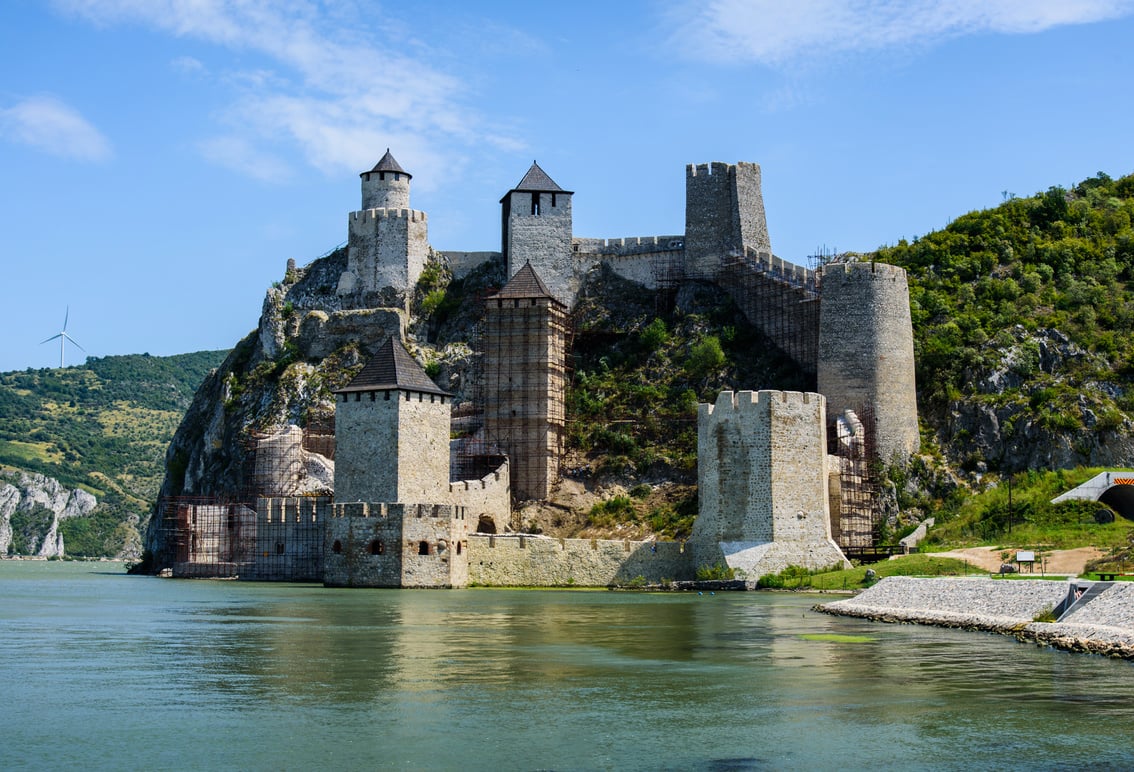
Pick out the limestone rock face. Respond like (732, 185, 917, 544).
(0, 470, 97, 557)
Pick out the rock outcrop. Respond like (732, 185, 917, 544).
(0, 469, 98, 557)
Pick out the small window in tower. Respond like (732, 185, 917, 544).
(378, 171, 385, 180)
(354, 393, 361, 401)
(513, 299, 519, 308)
(332, 540, 343, 554)
(276, 542, 285, 555)
(406, 392, 411, 401)
(370, 392, 375, 401)
(394, 173, 400, 181)
(531, 192, 540, 215)
(551, 193, 557, 207)
(384, 391, 390, 400)
(456, 541, 462, 555)
(418, 541, 430, 555)
(369, 539, 384, 555)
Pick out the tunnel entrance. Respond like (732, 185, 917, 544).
(1098, 485, 1134, 521)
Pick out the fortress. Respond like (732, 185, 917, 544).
(159, 151, 918, 587)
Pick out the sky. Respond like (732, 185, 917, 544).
(3, 0, 1134, 372)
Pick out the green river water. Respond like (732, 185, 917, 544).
(2, 561, 1133, 770)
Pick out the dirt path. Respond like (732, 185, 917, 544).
(925, 546, 1104, 575)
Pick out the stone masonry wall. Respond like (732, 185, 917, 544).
(450, 460, 511, 534)
(324, 502, 468, 588)
(817, 261, 919, 463)
(340, 208, 429, 307)
(504, 191, 575, 305)
(684, 162, 769, 277)
(467, 535, 693, 586)
(334, 389, 451, 504)
(692, 390, 848, 577)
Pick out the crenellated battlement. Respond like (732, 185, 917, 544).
(687, 161, 736, 178)
(331, 501, 463, 519)
(700, 389, 822, 420)
(819, 260, 906, 282)
(349, 207, 427, 224)
(572, 234, 685, 256)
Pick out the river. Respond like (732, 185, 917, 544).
(2, 561, 1132, 770)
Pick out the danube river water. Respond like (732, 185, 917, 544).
(3, 561, 1133, 771)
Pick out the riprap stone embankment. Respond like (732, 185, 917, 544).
(817, 576, 1134, 659)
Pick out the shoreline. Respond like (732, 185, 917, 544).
(817, 576, 1134, 660)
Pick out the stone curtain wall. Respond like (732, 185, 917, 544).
(249, 496, 328, 582)
(468, 535, 693, 586)
(503, 190, 575, 305)
(817, 262, 919, 463)
(324, 502, 468, 588)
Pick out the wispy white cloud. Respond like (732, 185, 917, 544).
(671, 0, 1134, 66)
(52, 0, 517, 184)
(0, 95, 112, 161)
(197, 136, 291, 183)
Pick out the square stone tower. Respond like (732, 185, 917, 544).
(500, 162, 575, 305)
(684, 161, 770, 277)
(691, 390, 849, 578)
(483, 263, 568, 502)
(326, 337, 468, 588)
(337, 149, 429, 310)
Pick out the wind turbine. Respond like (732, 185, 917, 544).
(40, 307, 85, 368)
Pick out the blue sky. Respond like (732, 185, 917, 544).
(3, 0, 1134, 372)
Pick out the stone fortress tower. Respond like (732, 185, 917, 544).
(692, 390, 850, 577)
(684, 161, 771, 275)
(817, 262, 920, 464)
(337, 149, 429, 310)
(482, 262, 568, 501)
(500, 162, 575, 305)
(325, 337, 468, 588)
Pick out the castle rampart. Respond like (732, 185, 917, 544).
(684, 161, 769, 277)
(449, 460, 511, 535)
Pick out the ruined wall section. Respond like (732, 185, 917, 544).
(817, 262, 919, 464)
(467, 535, 692, 586)
(691, 390, 848, 577)
(450, 460, 511, 534)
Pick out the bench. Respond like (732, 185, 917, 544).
(1095, 572, 1133, 581)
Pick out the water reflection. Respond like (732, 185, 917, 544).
(3, 563, 1134, 770)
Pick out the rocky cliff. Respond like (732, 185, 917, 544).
(1, 468, 98, 557)
(145, 248, 499, 558)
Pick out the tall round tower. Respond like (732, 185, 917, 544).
(817, 261, 919, 465)
(361, 148, 411, 210)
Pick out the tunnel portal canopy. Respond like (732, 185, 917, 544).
(1051, 471, 1134, 521)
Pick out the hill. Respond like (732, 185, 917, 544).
(0, 350, 228, 556)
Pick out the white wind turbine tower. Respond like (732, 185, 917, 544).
(40, 307, 86, 368)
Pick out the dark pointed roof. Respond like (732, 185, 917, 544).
(363, 148, 411, 179)
(334, 337, 449, 396)
(501, 161, 572, 201)
(491, 262, 561, 303)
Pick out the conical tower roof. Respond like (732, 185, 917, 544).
(335, 337, 448, 396)
(491, 262, 562, 304)
(363, 148, 411, 179)
(501, 161, 572, 200)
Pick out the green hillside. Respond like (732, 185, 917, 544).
(0, 350, 228, 555)
(879, 172, 1134, 435)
